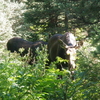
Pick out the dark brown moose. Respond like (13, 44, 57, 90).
(7, 37, 33, 56)
(29, 40, 47, 65)
(48, 32, 80, 78)
(7, 37, 47, 64)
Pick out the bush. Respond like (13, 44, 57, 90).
(0, 45, 100, 100)
(0, 47, 70, 100)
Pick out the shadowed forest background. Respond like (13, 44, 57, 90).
(0, 0, 100, 100)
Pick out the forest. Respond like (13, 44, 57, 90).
(0, 0, 100, 100)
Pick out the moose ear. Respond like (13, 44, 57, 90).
(58, 39, 65, 48)
(58, 39, 63, 45)
(58, 39, 69, 48)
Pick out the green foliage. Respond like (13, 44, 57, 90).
(0, 46, 100, 100)
(22, 0, 100, 45)
(24, 0, 100, 32)
(24, 0, 70, 34)
(0, 47, 69, 100)
(75, 48, 100, 99)
(29, 25, 49, 41)
(0, 0, 100, 100)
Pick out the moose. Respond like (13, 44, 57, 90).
(29, 40, 47, 65)
(7, 37, 34, 56)
(48, 32, 82, 79)
(7, 37, 47, 64)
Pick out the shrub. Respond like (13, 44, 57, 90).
(0, 44, 100, 100)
